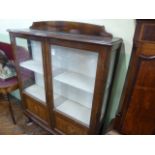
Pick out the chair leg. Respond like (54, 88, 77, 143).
(7, 94, 16, 124)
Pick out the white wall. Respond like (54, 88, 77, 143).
(0, 19, 135, 65)
(0, 19, 136, 129)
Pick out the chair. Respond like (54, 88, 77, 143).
(0, 42, 18, 124)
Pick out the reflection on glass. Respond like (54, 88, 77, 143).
(51, 45, 98, 126)
(16, 38, 46, 104)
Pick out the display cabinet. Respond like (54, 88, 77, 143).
(9, 21, 122, 134)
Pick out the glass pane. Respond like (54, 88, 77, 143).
(51, 45, 98, 126)
(15, 38, 46, 104)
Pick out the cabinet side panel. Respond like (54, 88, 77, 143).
(100, 50, 117, 121)
(122, 57, 155, 134)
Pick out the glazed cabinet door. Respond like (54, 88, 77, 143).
(121, 46, 155, 134)
(49, 44, 100, 134)
(13, 37, 50, 125)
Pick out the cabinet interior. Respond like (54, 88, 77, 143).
(17, 40, 98, 126)
(51, 46, 98, 126)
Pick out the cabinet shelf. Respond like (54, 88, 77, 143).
(24, 84, 45, 103)
(20, 60, 43, 74)
(55, 99, 91, 126)
(54, 71, 95, 93)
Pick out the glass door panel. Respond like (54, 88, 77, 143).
(51, 45, 98, 126)
(15, 38, 46, 104)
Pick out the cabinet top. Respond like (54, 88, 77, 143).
(8, 21, 122, 46)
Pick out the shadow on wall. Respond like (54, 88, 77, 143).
(102, 43, 127, 133)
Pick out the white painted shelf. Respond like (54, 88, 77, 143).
(54, 71, 95, 93)
(20, 60, 43, 74)
(24, 85, 60, 104)
(56, 99, 91, 125)
(24, 84, 46, 103)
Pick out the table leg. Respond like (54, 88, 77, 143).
(7, 94, 16, 124)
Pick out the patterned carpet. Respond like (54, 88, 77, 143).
(0, 96, 49, 135)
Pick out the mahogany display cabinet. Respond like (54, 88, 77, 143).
(8, 21, 122, 134)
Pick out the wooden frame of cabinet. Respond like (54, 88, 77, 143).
(114, 19, 155, 135)
(9, 21, 122, 134)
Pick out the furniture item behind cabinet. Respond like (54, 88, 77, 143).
(9, 21, 122, 134)
(0, 42, 18, 124)
(114, 20, 155, 135)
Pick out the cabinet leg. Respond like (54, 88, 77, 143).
(26, 117, 33, 126)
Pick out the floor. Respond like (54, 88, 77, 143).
(0, 96, 49, 135)
(0, 95, 120, 135)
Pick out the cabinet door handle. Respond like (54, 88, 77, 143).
(139, 54, 155, 60)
